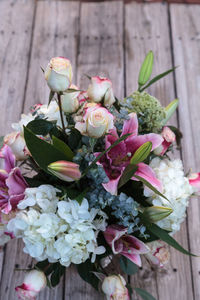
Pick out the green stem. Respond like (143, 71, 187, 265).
(57, 93, 67, 138)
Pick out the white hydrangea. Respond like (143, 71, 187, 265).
(144, 158, 193, 234)
(7, 185, 107, 266)
(12, 101, 67, 134)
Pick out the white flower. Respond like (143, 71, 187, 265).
(61, 84, 80, 113)
(145, 158, 193, 233)
(12, 113, 35, 133)
(4, 132, 28, 160)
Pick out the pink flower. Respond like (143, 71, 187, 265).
(103, 225, 149, 267)
(188, 173, 200, 192)
(48, 160, 81, 182)
(96, 113, 163, 195)
(154, 126, 176, 156)
(4, 131, 28, 161)
(15, 270, 46, 300)
(102, 274, 130, 300)
(145, 241, 170, 268)
(0, 145, 28, 214)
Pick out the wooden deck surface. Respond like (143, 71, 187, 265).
(0, 1, 200, 299)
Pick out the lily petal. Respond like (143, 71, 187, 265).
(122, 113, 138, 137)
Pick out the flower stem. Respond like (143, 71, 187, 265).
(57, 93, 67, 138)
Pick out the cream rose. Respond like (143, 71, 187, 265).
(61, 84, 80, 113)
(102, 275, 130, 300)
(87, 76, 115, 107)
(45, 57, 72, 92)
(4, 132, 28, 160)
(75, 105, 114, 138)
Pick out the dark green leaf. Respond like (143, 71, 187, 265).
(68, 128, 82, 149)
(144, 221, 197, 256)
(130, 142, 152, 165)
(24, 127, 71, 173)
(140, 66, 177, 92)
(50, 264, 65, 287)
(0, 136, 4, 150)
(134, 175, 169, 201)
(27, 119, 54, 136)
(119, 256, 138, 275)
(75, 188, 89, 204)
(52, 135, 74, 161)
(40, 66, 45, 73)
(135, 288, 157, 300)
(35, 259, 49, 271)
(48, 91, 55, 106)
(118, 164, 138, 188)
(168, 125, 183, 147)
(138, 51, 154, 87)
(77, 260, 99, 291)
(84, 133, 132, 176)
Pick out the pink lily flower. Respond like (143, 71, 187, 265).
(188, 173, 200, 192)
(96, 113, 163, 195)
(0, 145, 28, 214)
(103, 225, 149, 267)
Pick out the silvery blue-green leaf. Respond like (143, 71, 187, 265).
(138, 51, 154, 87)
(130, 142, 152, 165)
(162, 99, 179, 126)
(119, 256, 138, 275)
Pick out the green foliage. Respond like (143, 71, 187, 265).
(119, 256, 138, 275)
(135, 288, 157, 300)
(0, 136, 4, 150)
(162, 99, 179, 126)
(77, 259, 99, 291)
(118, 165, 138, 188)
(26, 119, 54, 136)
(130, 142, 152, 165)
(50, 263, 65, 287)
(138, 51, 154, 87)
(52, 135, 74, 160)
(24, 127, 71, 173)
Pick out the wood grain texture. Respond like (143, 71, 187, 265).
(125, 3, 193, 300)
(0, 1, 36, 299)
(170, 4, 200, 299)
(65, 2, 124, 299)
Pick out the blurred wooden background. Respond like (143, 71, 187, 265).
(0, 0, 200, 299)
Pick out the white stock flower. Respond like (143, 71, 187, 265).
(144, 158, 193, 233)
(7, 185, 107, 265)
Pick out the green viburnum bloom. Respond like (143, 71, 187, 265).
(124, 91, 166, 133)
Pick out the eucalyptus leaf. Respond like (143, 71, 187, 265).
(118, 164, 138, 189)
(130, 142, 152, 165)
(135, 288, 157, 300)
(162, 99, 179, 126)
(140, 66, 177, 92)
(52, 135, 74, 161)
(24, 127, 71, 173)
(138, 51, 154, 87)
(27, 119, 54, 136)
(119, 256, 138, 275)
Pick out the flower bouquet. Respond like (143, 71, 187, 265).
(1, 52, 199, 300)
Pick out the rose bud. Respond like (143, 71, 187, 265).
(44, 57, 72, 92)
(15, 270, 46, 300)
(75, 105, 114, 138)
(4, 132, 28, 160)
(87, 76, 115, 106)
(48, 160, 81, 182)
(188, 172, 200, 193)
(102, 275, 130, 300)
(154, 126, 176, 156)
(61, 84, 80, 113)
(145, 241, 170, 268)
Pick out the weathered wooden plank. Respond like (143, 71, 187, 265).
(0, 0, 36, 298)
(65, 1, 124, 299)
(125, 3, 193, 300)
(170, 4, 200, 300)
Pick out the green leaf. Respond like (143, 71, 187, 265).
(118, 164, 138, 189)
(48, 91, 55, 106)
(140, 66, 177, 92)
(0, 136, 4, 150)
(27, 119, 54, 136)
(50, 263, 65, 287)
(144, 221, 197, 256)
(130, 142, 152, 165)
(24, 127, 70, 173)
(68, 128, 82, 149)
(75, 188, 89, 204)
(84, 133, 132, 176)
(162, 99, 179, 126)
(65, 88, 81, 93)
(138, 51, 154, 87)
(134, 175, 169, 201)
(119, 256, 138, 275)
(77, 260, 99, 291)
(52, 135, 74, 161)
(135, 288, 157, 300)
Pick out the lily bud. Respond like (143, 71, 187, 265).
(61, 84, 80, 113)
(45, 57, 72, 92)
(102, 275, 130, 300)
(15, 270, 46, 300)
(48, 160, 81, 182)
(4, 132, 28, 161)
(87, 76, 115, 107)
(143, 206, 173, 222)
